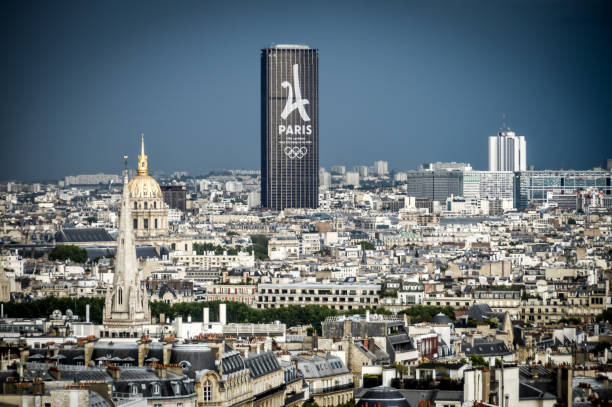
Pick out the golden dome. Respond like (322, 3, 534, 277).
(127, 134, 163, 199)
(128, 174, 163, 199)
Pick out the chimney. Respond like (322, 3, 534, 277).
(137, 337, 151, 367)
(48, 366, 61, 380)
(107, 365, 121, 380)
(219, 303, 227, 325)
(204, 308, 210, 325)
(162, 341, 173, 365)
(84, 340, 96, 367)
(155, 364, 167, 378)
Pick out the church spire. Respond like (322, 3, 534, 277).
(102, 154, 151, 335)
(137, 133, 148, 176)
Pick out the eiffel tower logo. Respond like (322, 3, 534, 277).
(281, 64, 311, 121)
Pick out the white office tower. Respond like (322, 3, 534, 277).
(488, 129, 526, 171)
(374, 160, 389, 175)
(319, 168, 331, 189)
(345, 172, 360, 187)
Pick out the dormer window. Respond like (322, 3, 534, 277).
(151, 382, 161, 396)
(171, 381, 181, 395)
(129, 383, 139, 395)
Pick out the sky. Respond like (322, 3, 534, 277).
(1, 0, 611, 181)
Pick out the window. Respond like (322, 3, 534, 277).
(129, 383, 139, 395)
(151, 382, 161, 396)
(154, 201, 157, 209)
(134, 202, 137, 210)
(171, 381, 181, 395)
(117, 288, 123, 305)
(203, 380, 212, 401)
(144, 218, 148, 229)
(144, 202, 148, 209)
(133, 219, 138, 229)
(155, 218, 158, 229)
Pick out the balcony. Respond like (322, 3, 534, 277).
(311, 383, 354, 395)
(285, 391, 306, 405)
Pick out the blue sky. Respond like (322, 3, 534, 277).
(1, 0, 611, 181)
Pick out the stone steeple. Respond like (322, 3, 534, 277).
(103, 159, 151, 337)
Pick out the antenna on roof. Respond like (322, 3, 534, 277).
(501, 113, 508, 130)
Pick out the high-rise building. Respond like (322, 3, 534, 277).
(161, 185, 187, 212)
(514, 170, 612, 209)
(374, 160, 389, 175)
(345, 172, 360, 187)
(405, 170, 463, 203)
(462, 171, 514, 201)
(261, 45, 318, 210)
(319, 168, 331, 189)
(488, 129, 526, 171)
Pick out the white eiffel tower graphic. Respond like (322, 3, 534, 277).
(281, 64, 310, 121)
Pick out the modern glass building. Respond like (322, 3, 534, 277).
(514, 170, 612, 209)
(261, 45, 319, 210)
(404, 170, 463, 203)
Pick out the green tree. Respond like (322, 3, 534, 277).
(567, 218, 576, 225)
(400, 305, 454, 323)
(48, 245, 88, 263)
(358, 241, 375, 251)
(470, 354, 487, 367)
(249, 235, 269, 260)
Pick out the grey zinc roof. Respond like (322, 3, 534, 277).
(56, 228, 114, 243)
(297, 355, 349, 379)
(244, 351, 281, 378)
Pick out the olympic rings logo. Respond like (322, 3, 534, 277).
(284, 146, 308, 159)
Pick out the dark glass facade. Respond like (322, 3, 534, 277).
(261, 45, 318, 210)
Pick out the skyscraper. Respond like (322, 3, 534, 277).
(488, 128, 527, 172)
(261, 45, 318, 210)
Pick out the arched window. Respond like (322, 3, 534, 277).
(144, 202, 148, 209)
(154, 201, 157, 209)
(203, 380, 212, 401)
(134, 202, 137, 210)
(118, 288, 123, 305)
(151, 382, 161, 396)
(129, 383, 139, 395)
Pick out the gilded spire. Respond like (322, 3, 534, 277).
(137, 133, 148, 175)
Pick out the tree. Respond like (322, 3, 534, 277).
(470, 354, 487, 367)
(358, 241, 375, 251)
(48, 245, 88, 263)
(249, 235, 269, 260)
(392, 361, 409, 378)
(596, 309, 612, 323)
(400, 305, 454, 323)
(567, 218, 576, 225)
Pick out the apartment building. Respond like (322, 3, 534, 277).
(255, 283, 381, 310)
